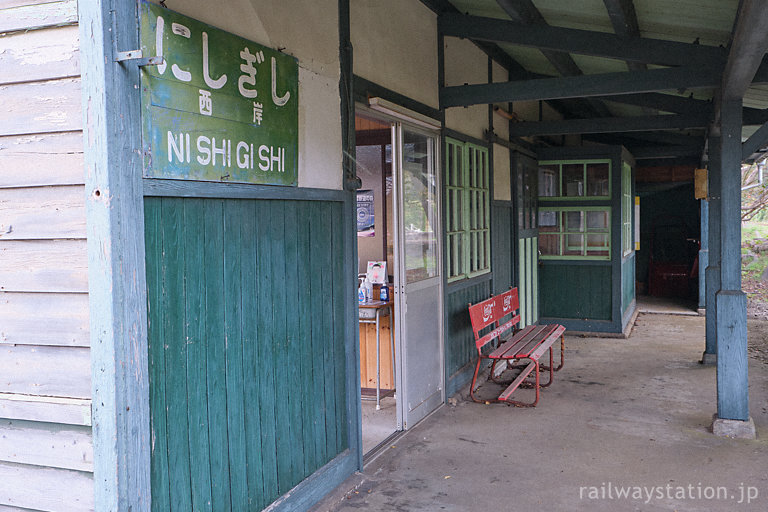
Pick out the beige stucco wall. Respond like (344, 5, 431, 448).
(493, 143, 512, 201)
(351, 0, 439, 110)
(149, 0, 343, 189)
(444, 37, 488, 140)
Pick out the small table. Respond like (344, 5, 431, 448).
(359, 300, 395, 410)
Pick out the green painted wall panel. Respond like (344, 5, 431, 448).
(145, 197, 348, 511)
(539, 264, 612, 321)
(445, 279, 492, 377)
(622, 254, 636, 313)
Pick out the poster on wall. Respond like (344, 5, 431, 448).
(139, 1, 298, 186)
(357, 190, 375, 237)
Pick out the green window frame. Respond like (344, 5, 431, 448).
(621, 162, 633, 257)
(538, 207, 611, 260)
(538, 159, 611, 200)
(446, 138, 490, 282)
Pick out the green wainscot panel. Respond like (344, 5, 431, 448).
(539, 264, 612, 321)
(139, 2, 298, 186)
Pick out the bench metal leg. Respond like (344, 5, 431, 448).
(469, 357, 486, 403)
(540, 335, 565, 373)
(555, 335, 565, 371)
(539, 348, 555, 388)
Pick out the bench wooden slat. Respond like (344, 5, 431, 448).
(489, 325, 538, 358)
(490, 324, 554, 359)
(514, 324, 561, 358)
(529, 324, 566, 361)
(498, 360, 537, 402)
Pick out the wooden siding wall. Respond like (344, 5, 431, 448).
(0, 1, 93, 511)
(539, 264, 612, 321)
(444, 278, 491, 393)
(145, 197, 348, 511)
(491, 202, 514, 295)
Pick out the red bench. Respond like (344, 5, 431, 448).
(467, 288, 565, 407)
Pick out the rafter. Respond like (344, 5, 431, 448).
(508, 114, 710, 137)
(742, 121, 768, 160)
(602, 0, 647, 74)
(417, 0, 572, 118)
(495, 0, 611, 118)
(439, 13, 724, 67)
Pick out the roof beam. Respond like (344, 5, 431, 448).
(584, 131, 704, 147)
(508, 114, 710, 137)
(597, 93, 768, 125)
(635, 156, 701, 168)
(494, 0, 610, 118)
(597, 92, 711, 115)
(629, 145, 705, 159)
(440, 13, 724, 67)
(441, 66, 720, 108)
(722, 0, 768, 100)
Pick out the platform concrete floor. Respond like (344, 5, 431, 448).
(313, 313, 768, 512)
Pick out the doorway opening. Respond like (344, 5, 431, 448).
(355, 113, 397, 453)
(354, 108, 444, 455)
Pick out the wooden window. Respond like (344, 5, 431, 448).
(538, 160, 611, 200)
(621, 162, 633, 257)
(446, 138, 490, 282)
(539, 207, 611, 260)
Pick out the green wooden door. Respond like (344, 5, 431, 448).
(514, 153, 539, 327)
(145, 197, 348, 511)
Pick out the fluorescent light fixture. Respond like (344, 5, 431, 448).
(368, 97, 442, 130)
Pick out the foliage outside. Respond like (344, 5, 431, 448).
(742, 161, 768, 221)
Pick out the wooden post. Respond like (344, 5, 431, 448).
(78, 0, 150, 509)
(716, 99, 749, 421)
(703, 131, 720, 364)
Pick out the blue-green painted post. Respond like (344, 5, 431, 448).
(338, 0, 362, 471)
(716, 99, 749, 421)
(78, 0, 150, 509)
(704, 132, 720, 365)
(699, 200, 708, 312)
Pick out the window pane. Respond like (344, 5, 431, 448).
(402, 130, 438, 283)
(564, 234, 584, 255)
(562, 163, 584, 197)
(565, 211, 584, 232)
(586, 162, 609, 196)
(587, 233, 610, 257)
(538, 210, 559, 231)
(587, 210, 609, 231)
(538, 165, 557, 197)
(539, 234, 560, 256)
(587, 233, 609, 248)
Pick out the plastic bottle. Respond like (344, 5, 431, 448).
(363, 276, 373, 302)
(380, 282, 389, 302)
(358, 277, 366, 303)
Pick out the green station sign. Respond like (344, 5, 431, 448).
(139, 2, 298, 185)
